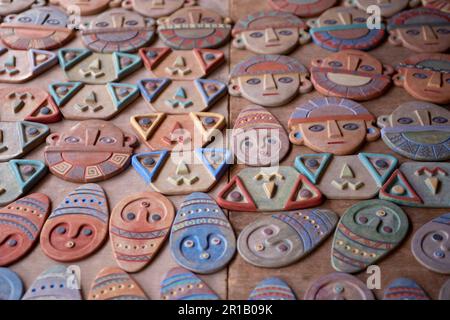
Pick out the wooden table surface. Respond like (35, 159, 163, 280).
(8, 0, 450, 300)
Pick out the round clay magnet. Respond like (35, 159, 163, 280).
(422, 0, 450, 13)
(110, 192, 174, 273)
(248, 278, 296, 300)
(268, 0, 336, 18)
(288, 97, 380, 155)
(238, 209, 337, 268)
(0, 193, 50, 266)
(311, 50, 394, 101)
(383, 278, 430, 300)
(88, 267, 148, 300)
(388, 8, 450, 53)
(81, 8, 155, 53)
(331, 200, 408, 274)
(439, 279, 450, 300)
(170, 192, 236, 274)
(50, 0, 120, 16)
(157, 7, 232, 50)
(160, 267, 219, 300)
(22, 265, 81, 300)
(232, 105, 289, 167)
(377, 101, 450, 161)
(122, 0, 196, 18)
(232, 11, 310, 55)
(229, 55, 312, 107)
(40, 184, 108, 262)
(0, 0, 44, 17)
(308, 7, 385, 52)
(304, 272, 374, 300)
(44, 120, 137, 183)
(0, 7, 75, 50)
(0, 268, 23, 300)
(345, 0, 418, 18)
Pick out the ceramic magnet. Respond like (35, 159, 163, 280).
(248, 278, 296, 300)
(422, 0, 450, 13)
(345, 0, 417, 18)
(383, 278, 430, 300)
(110, 192, 174, 273)
(0, 0, 44, 17)
(0, 268, 23, 300)
(50, 0, 120, 16)
(268, 0, 336, 18)
(122, 0, 195, 18)
(439, 279, 450, 300)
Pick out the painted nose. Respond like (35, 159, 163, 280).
(414, 109, 431, 126)
(85, 128, 100, 145)
(152, 0, 165, 6)
(367, 217, 381, 229)
(347, 55, 361, 71)
(36, 12, 50, 25)
(265, 28, 279, 43)
(338, 12, 352, 25)
(198, 237, 209, 251)
(422, 25, 438, 41)
(427, 72, 443, 89)
(112, 15, 125, 28)
(327, 120, 343, 138)
(263, 74, 277, 91)
(440, 239, 450, 252)
(136, 207, 150, 223)
(67, 223, 82, 239)
(188, 11, 201, 24)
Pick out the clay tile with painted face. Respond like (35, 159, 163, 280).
(377, 101, 450, 161)
(268, 0, 337, 18)
(50, 0, 121, 16)
(308, 7, 385, 52)
(0, 0, 45, 17)
(394, 54, 450, 104)
(311, 50, 394, 101)
(422, 0, 450, 13)
(232, 11, 310, 55)
(288, 97, 380, 155)
(122, 0, 196, 18)
(388, 8, 450, 53)
(157, 7, 232, 50)
(229, 55, 312, 107)
(345, 0, 419, 18)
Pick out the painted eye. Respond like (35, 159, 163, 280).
(308, 124, 325, 132)
(211, 237, 221, 245)
(383, 226, 393, 234)
(277, 243, 289, 252)
(436, 28, 450, 34)
(279, 30, 293, 36)
(266, 137, 277, 144)
(65, 136, 80, 143)
(343, 123, 359, 131)
(83, 228, 93, 236)
(328, 61, 343, 68)
(7, 239, 17, 247)
(246, 78, 261, 85)
(278, 77, 293, 84)
(324, 19, 337, 25)
(263, 228, 273, 235)
(150, 214, 161, 222)
(250, 31, 263, 38)
(360, 65, 374, 72)
(126, 212, 136, 221)
(397, 117, 414, 124)
(434, 250, 445, 259)
(125, 20, 138, 26)
(47, 19, 60, 25)
(354, 17, 366, 23)
(243, 138, 253, 148)
(358, 216, 368, 224)
(432, 116, 448, 124)
(432, 233, 443, 241)
(99, 137, 116, 144)
(173, 17, 186, 23)
(18, 16, 32, 23)
(56, 226, 66, 234)
(406, 29, 420, 35)
(183, 240, 194, 248)
(202, 17, 215, 23)
(413, 73, 428, 79)
(96, 21, 109, 27)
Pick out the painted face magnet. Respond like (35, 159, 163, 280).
(160, 267, 219, 300)
(22, 265, 81, 300)
(57, 48, 142, 84)
(0, 47, 57, 83)
(411, 213, 450, 274)
(110, 192, 174, 273)
(122, 0, 195, 18)
(393, 54, 450, 104)
(0, 193, 50, 266)
(423, 0, 450, 13)
(440, 279, 450, 300)
(311, 50, 394, 101)
(232, 11, 309, 55)
(170, 192, 235, 274)
(248, 278, 296, 300)
(308, 7, 385, 52)
(345, 0, 417, 18)
(268, 0, 336, 18)
(0, 0, 44, 17)
(304, 272, 374, 300)
(217, 166, 323, 212)
(50, 0, 120, 16)
(383, 278, 430, 300)
(44, 120, 137, 183)
(388, 8, 450, 53)
(331, 200, 408, 274)
(132, 148, 231, 195)
(288, 98, 380, 155)
(157, 7, 232, 50)
(88, 267, 148, 300)
(229, 55, 312, 107)
(0, 268, 23, 300)
(232, 105, 289, 167)
(238, 209, 337, 268)
(377, 101, 450, 161)
(49, 82, 139, 120)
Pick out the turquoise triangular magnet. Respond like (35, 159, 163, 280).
(294, 153, 332, 184)
(132, 150, 169, 184)
(358, 153, 398, 187)
(113, 52, 142, 80)
(107, 83, 139, 110)
(18, 121, 50, 150)
(138, 78, 171, 103)
(195, 148, 231, 180)
(8, 159, 47, 192)
(57, 48, 91, 71)
(48, 82, 83, 106)
(195, 79, 227, 107)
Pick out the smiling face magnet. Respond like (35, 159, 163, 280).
(50, 0, 120, 16)
(268, 0, 337, 18)
(122, 0, 195, 18)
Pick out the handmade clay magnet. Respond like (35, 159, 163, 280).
(170, 192, 235, 274)
(229, 55, 312, 107)
(439, 279, 450, 300)
(308, 7, 385, 52)
(238, 209, 337, 268)
(49, 81, 139, 120)
(0, 47, 57, 83)
(0, 268, 23, 300)
(232, 105, 289, 167)
(411, 213, 450, 274)
(0, 121, 49, 162)
(81, 9, 155, 53)
(248, 278, 296, 300)
(130, 112, 225, 151)
(110, 192, 174, 273)
(268, 0, 336, 18)
(88, 267, 148, 300)
(122, 0, 195, 18)
(422, 0, 450, 13)
(40, 184, 108, 262)
(393, 54, 450, 104)
(139, 47, 224, 81)
(57, 48, 142, 84)
(310, 50, 394, 101)
(0, 193, 50, 266)
(157, 7, 232, 50)
(217, 166, 323, 212)
(132, 148, 231, 195)
(288, 97, 380, 155)
(50, 0, 120, 16)
(331, 200, 408, 274)
(383, 278, 430, 300)
(345, 0, 418, 18)
(44, 120, 137, 183)
(0, 159, 47, 206)
(232, 11, 309, 55)
(380, 163, 450, 207)
(377, 101, 450, 161)
(0, 0, 45, 18)
(0, 87, 61, 123)
(22, 265, 81, 300)
(295, 153, 398, 200)
(388, 8, 450, 53)
(160, 267, 219, 300)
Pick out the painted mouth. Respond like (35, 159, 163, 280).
(262, 93, 279, 96)
(425, 89, 442, 93)
(265, 44, 281, 47)
(328, 141, 345, 145)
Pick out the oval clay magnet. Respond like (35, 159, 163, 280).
(0, 268, 23, 300)
(248, 278, 296, 300)
(122, 0, 196, 18)
(383, 278, 430, 300)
